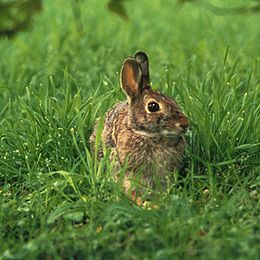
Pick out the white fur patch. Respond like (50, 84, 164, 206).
(133, 130, 157, 137)
(133, 129, 181, 138)
(161, 130, 180, 136)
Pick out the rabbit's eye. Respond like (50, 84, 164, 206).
(148, 102, 160, 112)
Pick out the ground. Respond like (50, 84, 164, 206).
(0, 0, 259, 259)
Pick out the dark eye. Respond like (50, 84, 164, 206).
(148, 102, 160, 112)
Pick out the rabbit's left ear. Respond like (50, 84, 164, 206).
(134, 51, 150, 89)
(121, 58, 142, 100)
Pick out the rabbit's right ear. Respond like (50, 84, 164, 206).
(134, 51, 150, 89)
(121, 58, 142, 100)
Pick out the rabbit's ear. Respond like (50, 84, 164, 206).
(121, 58, 142, 100)
(134, 51, 150, 89)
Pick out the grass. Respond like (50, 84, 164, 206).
(0, 0, 259, 259)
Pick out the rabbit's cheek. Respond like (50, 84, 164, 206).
(147, 123, 155, 131)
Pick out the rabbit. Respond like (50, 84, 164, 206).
(90, 51, 189, 198)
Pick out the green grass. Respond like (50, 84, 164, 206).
(0, 0, 259, 259)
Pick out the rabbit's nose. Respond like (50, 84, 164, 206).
(179, 118, 189, 130)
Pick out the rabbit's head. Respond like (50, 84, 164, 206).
(121, 51, 189, 138)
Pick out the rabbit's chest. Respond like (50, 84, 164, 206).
(115, 133, 184, 172)
(141, 139, 183, 170)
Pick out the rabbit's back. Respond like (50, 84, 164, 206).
(102, 101, 128, 149)
(89, 101, 127, 152)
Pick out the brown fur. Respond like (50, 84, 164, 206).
(90, 52, 189, 195)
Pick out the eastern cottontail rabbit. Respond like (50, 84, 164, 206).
(90, 51, 189, 196)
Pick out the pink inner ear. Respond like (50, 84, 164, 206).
(121, 59, 142, 98)
(125, 65, 139, 90)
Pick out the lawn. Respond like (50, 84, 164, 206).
(0, 0, 259, 259)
